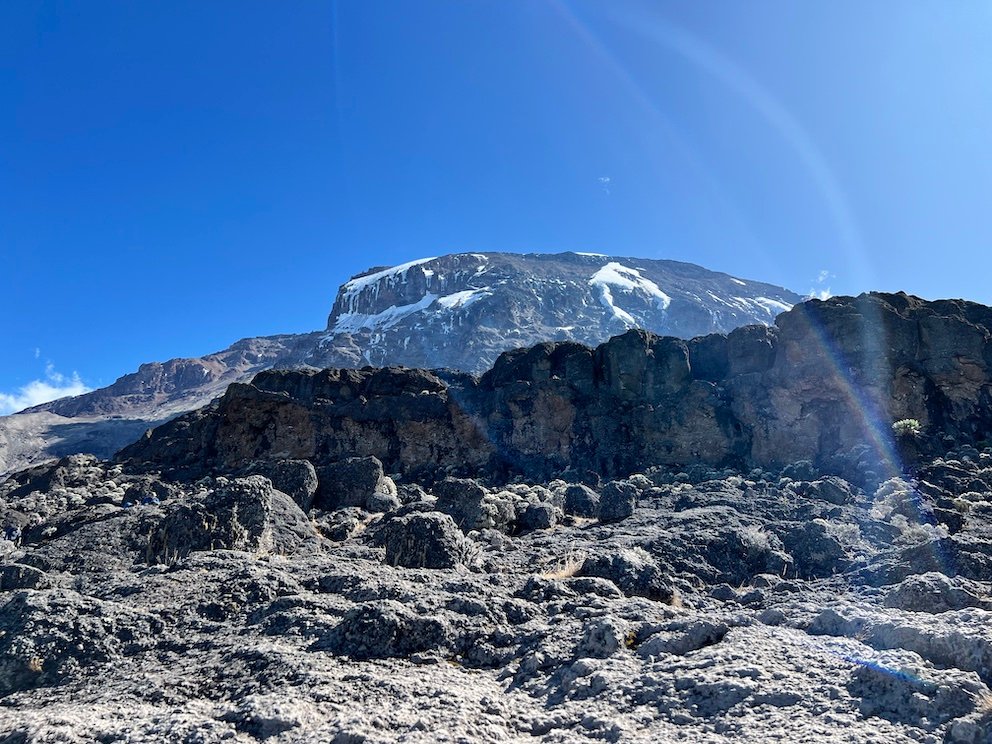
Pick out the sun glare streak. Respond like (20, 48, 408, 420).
(786, 300, 954, 575)
(553, 1, 872, 289)
(545, 0, 761, 257)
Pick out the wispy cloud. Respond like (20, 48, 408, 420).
(808, 269, 834, 300)
(598, 176, 612, 194)
(0, 363, 91, 415)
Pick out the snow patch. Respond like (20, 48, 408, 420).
(341, 257, 437, 306)
(589, 263, 672, 325)
(730, 278, 747, 286)
(575, 252, 607, 257)
(754, 297, 793, 315)
(332, 294, 438, 334)
(436, 288, 491, 310)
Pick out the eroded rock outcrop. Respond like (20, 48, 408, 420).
(120, 293, 992, 486)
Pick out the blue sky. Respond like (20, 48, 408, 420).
(2, 1, 991, 410)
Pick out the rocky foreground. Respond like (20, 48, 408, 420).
(2, 292, 992, 742)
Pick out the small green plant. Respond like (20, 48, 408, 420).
(892, 418, 922, 437)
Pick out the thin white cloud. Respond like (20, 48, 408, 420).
(815, 269, 834, 285)
(808, 287, 833, 300)
(0, 363, 91, 415)
(33, 347, 40, 359)
(598, 176, 612, 194)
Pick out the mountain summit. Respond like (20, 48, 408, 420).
(0, 252, 801, 473)
(314, 252, 801, 371)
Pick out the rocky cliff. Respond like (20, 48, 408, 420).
(121, 292, 992, 487)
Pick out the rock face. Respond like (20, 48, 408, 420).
(1, 252, 800, 475)
(121, 293, 992, 487)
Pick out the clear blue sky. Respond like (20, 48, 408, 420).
(2, 1, 991, 408)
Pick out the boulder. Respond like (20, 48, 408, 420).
(805, 476, 854, 505)
(517, 502, 560, 532)
(579, 549, 673, 602)
(314, 456, 397, 511)
(434, 478, 513, 533)
(315, 600, 449, 660)
(0, 564, 50, 592)
(146, 476, 319, 563)
(779, 520, 849, 579)
(379, 512, 468, 569)
(243, 459, 318, 512)
(598, 481, 638, 523)
(883, 572, 991, 613)
(564, 484, 600, 518)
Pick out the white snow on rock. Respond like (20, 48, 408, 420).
(341, 257, 438, 307)
(332, 294, 438, 334)
(589, 262, 672, 325)
(436, 288, 490, 310)
(754, 296, 793, 315)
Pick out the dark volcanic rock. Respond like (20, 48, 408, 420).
(0, 589, 163, 697)
(883, 572, 992, 613)
(242, 459, 318, 512)
(579, 549, 674, 602)
(315, 600, 450, 660)
(146, 476, 319, 563)
(434, 478, 514, 534)
(379, 512, 467, 569)
(119, 293, 992, 485)
(314, 456, 393, 511)
(598, 481, 638, 523)
(517, 502, 560, 532)
(563, 484, 601, 518)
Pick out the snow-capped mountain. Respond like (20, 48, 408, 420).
(1, 251, 802, 473)
(309, 252, 801, 371)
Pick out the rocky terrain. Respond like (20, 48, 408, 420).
(2, 291, 991, 742)
(0, 252, 801, 475)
